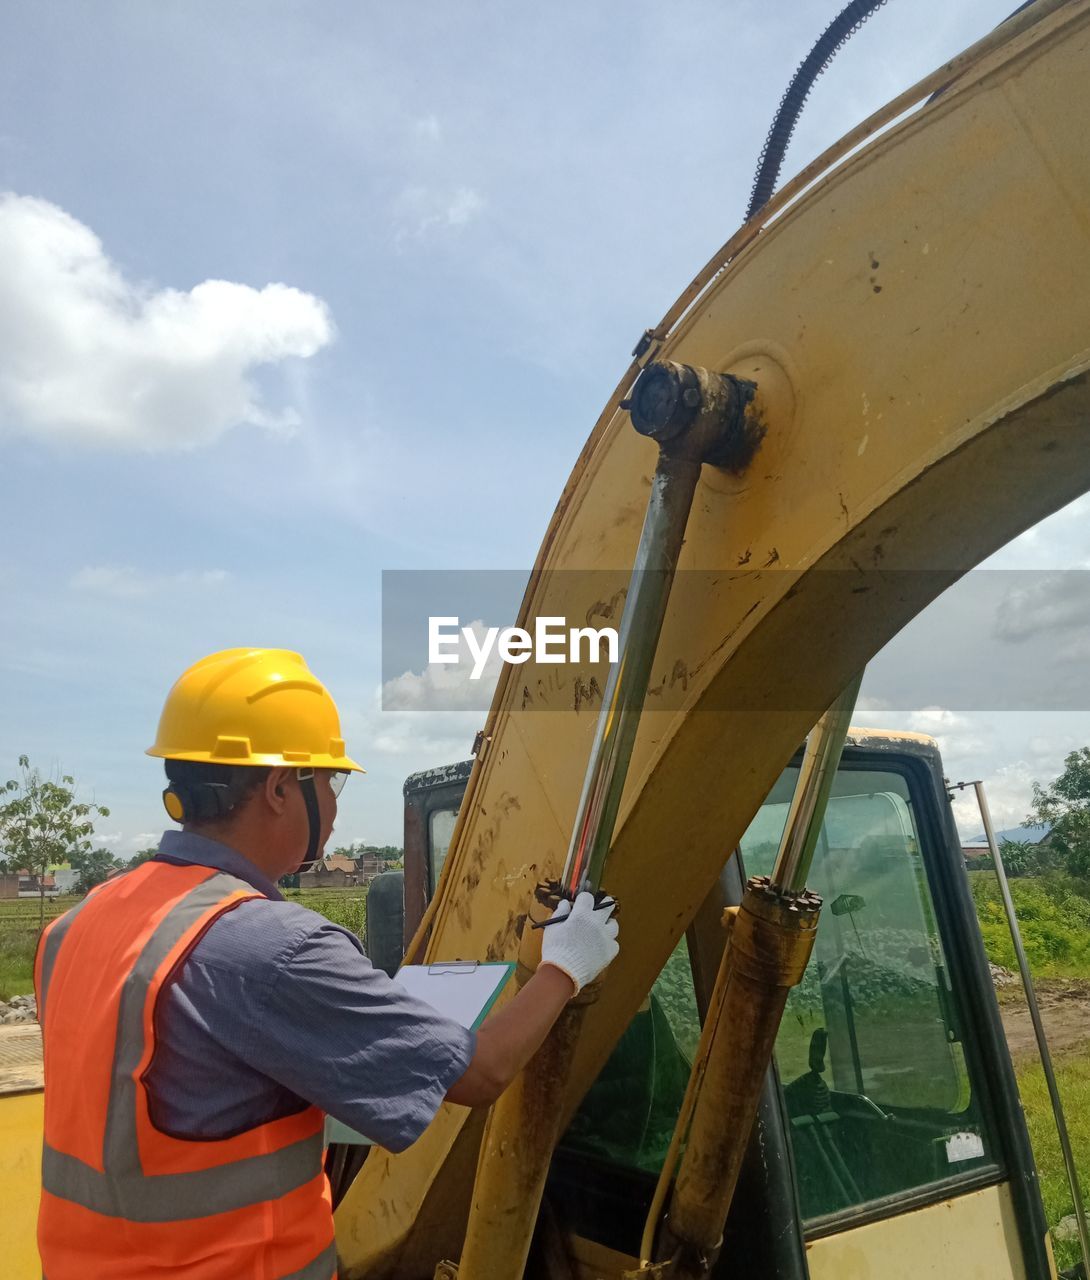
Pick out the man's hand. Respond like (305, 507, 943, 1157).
(540, 890, 619, 995)
(444, 893, 621, 1108)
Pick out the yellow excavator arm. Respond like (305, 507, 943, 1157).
(336, 2, 1090, 1276)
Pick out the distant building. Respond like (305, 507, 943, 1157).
(297, 852, 399, 890)
(962, 844, 991, 867)
(18, 870, 57, 897)
(299, 854, 359, 890)
(962, 823, 1052, 868)
(0, 873, 19, 899)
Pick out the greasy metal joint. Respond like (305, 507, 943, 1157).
(625, 360, 762, 473)
(729, 876, 821, 987)
(654, 1228, 717, 1280)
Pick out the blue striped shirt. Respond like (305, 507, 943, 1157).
(145, 830, 475, 1152)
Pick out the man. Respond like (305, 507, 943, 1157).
(35, 647, 620, 1279)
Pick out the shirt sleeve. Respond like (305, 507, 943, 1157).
(204, 910, 477, 1153)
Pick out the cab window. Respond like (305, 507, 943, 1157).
(559, 762, 997, 1232)
(745, 766, 992, 1221)
(428, 807, 457, 892)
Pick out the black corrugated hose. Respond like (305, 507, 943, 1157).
(745, 1, 1045, 221)
(745, 0, 890, 221)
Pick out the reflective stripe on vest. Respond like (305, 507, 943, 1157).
(37, 862, 334, 1278)
(283, 1242, 339, 1280)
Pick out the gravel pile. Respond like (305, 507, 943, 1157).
(0, 994, 37, 1024)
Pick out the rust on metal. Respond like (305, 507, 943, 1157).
(655, 878, 821, 1277)
(456, 996, 587, 1279)
(626, 360, 763, 474)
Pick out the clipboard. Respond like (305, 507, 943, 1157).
(393, 961, 515, 1031)
(326, 960, 515, 1147)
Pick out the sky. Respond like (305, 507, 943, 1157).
(1, 0, 1086, 856)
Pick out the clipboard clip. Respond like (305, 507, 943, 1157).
(427, 961, 479, 975)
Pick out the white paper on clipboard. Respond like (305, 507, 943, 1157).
(325, 961, 514, 1147)
(392, 961, 514, 1030)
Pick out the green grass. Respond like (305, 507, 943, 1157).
(1016, 1054, 1090, 1273)
(0, 899, 74, 999)
(0, 931, 38, 1001)
(0, 890, 368, 1003)
(0, 895, 81, 917)
(970, 874, 1090, 979)
(281, 889, 367, 938)
(966, 874, 1090, 1267)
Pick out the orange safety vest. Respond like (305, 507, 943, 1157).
(34, 860, 336, 1280)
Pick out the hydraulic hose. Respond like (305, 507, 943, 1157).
(746, 1, 889, 220)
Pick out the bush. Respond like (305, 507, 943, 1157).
(970, 875, 1090, 978)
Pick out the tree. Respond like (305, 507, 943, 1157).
(69, 846, 120, 894)
(1028, 747, 1090, 879)
(124, 847, 158, 871)
(0, 755, 110, 930)
(332, 841, 404, 864)
(994, 838, 1038, 878)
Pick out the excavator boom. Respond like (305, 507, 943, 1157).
(336, 3, 1090, 1276)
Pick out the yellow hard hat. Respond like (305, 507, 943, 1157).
(147, 648, 365, 772)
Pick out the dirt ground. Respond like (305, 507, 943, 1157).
(998, 978, 1090, 1065)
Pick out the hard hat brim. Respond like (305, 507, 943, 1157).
(146, 745, 366, 774)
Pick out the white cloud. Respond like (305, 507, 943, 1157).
(985, 494, 1090, 570)
(394, 184, 485, 241)
(358, 619, 499, 761)
(993, 571, 1090, 644)
(855, 693, 891, 715)
(897, 706, 989, 765)
(71, 565, 229, 599)
(124, 832, 161, 853)
(864, 706, 1081, 839)
(367, 707, 483, 762)
(0, 193, 334, 449)
(948, 760, 1045, 838)
(383, 620, 502, 712)
(91, 830, 160, 854)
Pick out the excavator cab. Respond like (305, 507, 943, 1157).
(369, 730, 1047, 1278)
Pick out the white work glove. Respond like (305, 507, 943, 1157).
(541, 891, 620, 995)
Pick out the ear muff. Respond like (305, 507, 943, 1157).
(163, 787, 187, 823)
(161, 781, 235, 824)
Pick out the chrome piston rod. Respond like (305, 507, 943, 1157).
(561, 360, 763, 894)
(562, 453, 702, 893)
(454, 361, 763, 1280)
(772, 673, 863, 892)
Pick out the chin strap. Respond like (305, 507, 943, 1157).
(294, 769, 322, 874)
